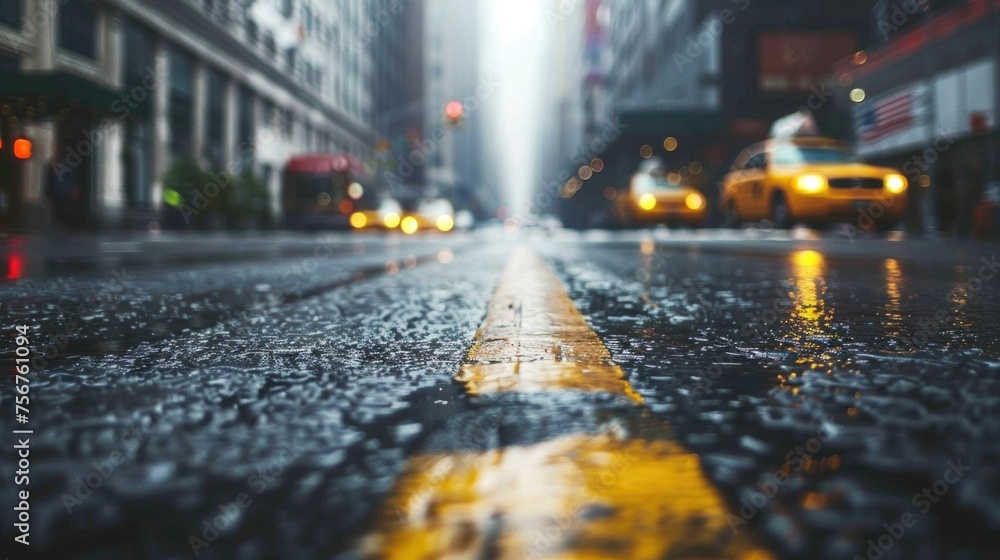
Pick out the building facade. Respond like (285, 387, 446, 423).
(420, 0, 492, 215)
(370, 0, 424, 195)
(0, 0, 377, 231)
(833, 0, 1000, 237)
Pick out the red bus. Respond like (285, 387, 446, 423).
(282, 154, 377, 229)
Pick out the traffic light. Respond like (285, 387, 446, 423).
(0, 137, 33, 159)
(13, 138, 32, 160)
(445, 101, 464, 127)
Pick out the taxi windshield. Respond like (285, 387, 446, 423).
(772, 145, 859, 165)
(634, 173, 682, 193)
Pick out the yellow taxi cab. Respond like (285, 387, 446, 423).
(613, 160, 707, 227)
(350, 198, 404, 231)
(720, 137, 908, 230)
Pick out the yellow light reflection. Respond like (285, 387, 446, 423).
(883, 259, 903, 336)
(640, 238, 655, 255)
(784, 250, 835, 374)
(792, 251, 825, 326)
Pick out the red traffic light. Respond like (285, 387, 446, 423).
(13, 138, 32, 160)
(445, 101, 464, 120)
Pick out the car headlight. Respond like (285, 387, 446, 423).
(383, 212, 401, 229)
(350, 212, 368, 229)
(793, 174, 828, 194)
(685, 193, 705, 211)
(436, 215, 455, 232)
(401, 216, 419, 234)
(885, 174, 907, 194)
(638, 193, 657, 211)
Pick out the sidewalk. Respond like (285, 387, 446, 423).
(0, 230, 362, 273)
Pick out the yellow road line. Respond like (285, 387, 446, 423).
(456, 247, 643, 402)
(360, 247, 774, 560)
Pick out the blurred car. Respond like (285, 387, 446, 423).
(612, 160, 707, 228)
(720, 137, 908, 230)
(350, 198, 404, 231)
(387, 198, 456, 234)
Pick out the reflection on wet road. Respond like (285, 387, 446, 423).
(544, 235, 1000, 559)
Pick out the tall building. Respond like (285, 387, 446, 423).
(0, 0, 377, 231)
(421, 0, 491, 215)
(370, 0, 425, 194)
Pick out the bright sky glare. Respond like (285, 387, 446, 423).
(485, 0, 545, 218)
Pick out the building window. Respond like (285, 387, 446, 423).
(245, 17, 258, 45)
(59, 1, 98, 59)
(0, 0, 21, 29)
(237, 86, 255, 172)
(263, 32, 276, 58)
(285, 47, 296, 71)
(280, 0, 294, 18)
(123, 22, 155, 211)
(125, 120, 153, 210)
(168, 48, 195, 161)
(203, 0, 230, 21)
(283, 109, 295, 137)
(124, 23, 154, 88)
(262, 99, 276, 128)
(204, 68, 227, 168)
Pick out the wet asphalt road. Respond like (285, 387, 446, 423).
(2, 229, 1000, 559)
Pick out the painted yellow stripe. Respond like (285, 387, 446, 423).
(456, 247, 643, 403)
(360, 247, 774, 560)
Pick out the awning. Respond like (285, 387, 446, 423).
(0, 71, 141, 118)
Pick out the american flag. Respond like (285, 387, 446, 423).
(858, 91, 915, 143)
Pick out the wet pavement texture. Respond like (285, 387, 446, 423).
(541, 235, 1000, 560)
(1, 234, 508, 559)
(2, 231, 1000, 559)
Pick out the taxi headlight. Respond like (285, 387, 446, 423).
(383, 212, 401, 229)
(638, 193, 657, 211)
(401, 216, 419, 234)
(885, 174, 907, 194)
(350, 212, 367, 229)
(793, 174, 828, 194)
(685, 193, 705, 211)
(436, 215, 455, 232)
